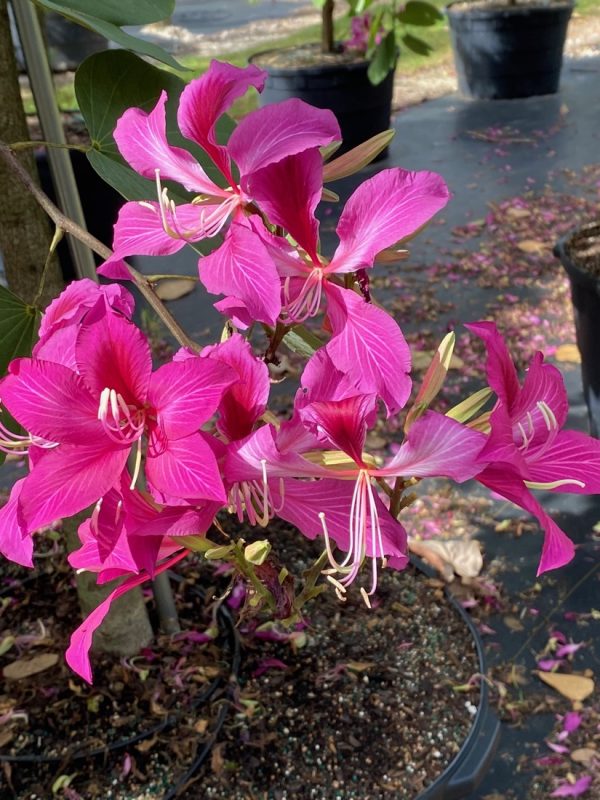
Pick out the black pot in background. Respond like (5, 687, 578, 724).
(414, 557, 500, 799)
(251, 50, 395, 159)
(555, 223, 600, 438)
(446, 1, 574, 100)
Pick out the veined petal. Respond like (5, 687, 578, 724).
(37, 280, 133, 341)
(198, 220, 281, 326)
(328, 168, 449, 274)
(242, 149, 322, 262)
(66, 549, 187, 683)
(377, 411, 486, 482)
(76, 312, 152, 407)
(98, 201, 206, 278)
(465, 321, 521, 410)
(526, 430, 600, 493)
(114, 91, 223, 195)
(0, 480, 33, 568)
(273, 478, 408, 564)
(228, 98, 340, 177)
(1, 358, 103, 444)
(178, 60, 266, 184)
(477, 464, 575, 574)
(18, 444, 130, 533)
(514, 353, 569, 440)
(202, 334, 270, 441)
(300, 347, 368, 405)
(69, 517, 139, 578)
(148, 357, 235, 440)
(146, 432, 226, 503)
(299, 395, 377, 465)
(325, 283, 412, 416)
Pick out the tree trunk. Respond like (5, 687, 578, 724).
(322, 0, 335, 54)
(0, 0, 63, 307)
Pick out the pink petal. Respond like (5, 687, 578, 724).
(114, 91, 222, 194)
(526, 430, 600, 494)
(18, 444, 130, 533)
(515, 352, 568, 432)
(325, 283, 412, 416)
(0, 480, 33, 568)
(547, 741, 570, 754)
(328, 168, 450, 274)
(538, 658, 564, 671)
(201, 334, 270, 441)
(98, 201, 205, 279)
(556, 642, 584, 658)
(1, 358, 102, 444)
(146, 432, 226, 503)
(378, 412, 486, 482)
(477, 464, 575, 574)
(551, 776, 593, 797)
(299, 395, 377, 465)
(198, 219, 281, 326)
(213, 296, 254, 329)
(299, 347, 363, 404)
(465, 321, 521, 409)
(245, 149, 322, 262)
(76, 312, 151, 407)
(69, 517, 139, 578)
(148, 357, 235, 440)
(228, 98, 340, 178)
(66, 549, 187, 683)
(562, 711, 583, 734)
(178, 61, 266, 185)
(275, 478, 408, 564)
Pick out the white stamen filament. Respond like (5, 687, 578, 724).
(282, 268, 324, 323)
(320, 470, 386, 602)
(129, 439, 143, 490)
(97, 388, 145, 445)
(227, 462, 282, 529)
(0, 403, 57, 455)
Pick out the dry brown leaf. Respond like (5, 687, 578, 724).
(571, 747, 597, 764)
(534, 671, 595, 701)
(154, 279, 195, 301)
(503, 616, 525, 632)
(3, 653, 59, 680)
(507, 207, 531, 219)
(346, 661, 374, 673)
(555, 344, 581, 364)
(414, 538, 483, 579)
(517, 239, 549, 255)
(135, 736, 157, 753)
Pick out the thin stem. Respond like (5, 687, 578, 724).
(9, 139, 90, 153)
(145, 274, 197, 283)
(322, 0, 335, 54)
(0, 140, 200, 352)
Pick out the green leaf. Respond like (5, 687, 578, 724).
(397, 1, 444, 26)
(282, 325, 322, 358)
(75, 50, 234, 199)
(367, 30, 397, 85)
(0, 285, 40, 466)
(35, 0, 182, 69)
(401, 33, 433, 56)
(0, 286, 40, 378)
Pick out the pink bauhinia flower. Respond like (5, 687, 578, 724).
(0, 308, 234, 541)
(468, 321, 600, 574)
(99, 60, 340, 326)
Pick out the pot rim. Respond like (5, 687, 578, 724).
(445, 0, 575, 19)
(412, 556, 499, 798)
(250, 46, 373, 77)
(554, 222, 600, 294)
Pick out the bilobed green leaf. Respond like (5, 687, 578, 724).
(367, 31, 397, 85)
(401, 33, 433, 56)
(397, 1, 444, 26)
(35, 0, 182, 69)
(75, 50, 234, 199)
(0, 286, 41, 466)
(0, 286, 40, 378)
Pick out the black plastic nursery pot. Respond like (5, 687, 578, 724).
(446, 1, 574, 100)
(415, 560, 501, 799)
(250, 49, 395, 158)
(555, 223, 600, 438)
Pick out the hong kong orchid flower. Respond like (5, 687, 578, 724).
(99, 59, 340, 325)
(468, 321, 600, 574)
(226, 350, 485, 603)
(0, 303, 234, 539)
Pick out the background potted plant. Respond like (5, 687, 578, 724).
(554, 221, 600, 437)
(251, 0, 443, 155)
(445, 0, 575, 100)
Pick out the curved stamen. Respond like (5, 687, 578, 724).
(282, 268, 324, 323)
(97, 388, 145, 446)
(0, 405, 58, 455)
